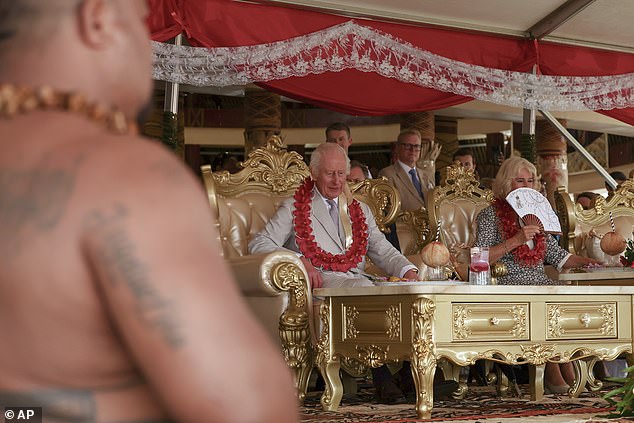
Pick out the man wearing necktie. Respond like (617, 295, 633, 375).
(379, 129, 434, 212)
(249, 143, 457, 404)
(249, 145, 457, 404)
(249, 143, 418, 290)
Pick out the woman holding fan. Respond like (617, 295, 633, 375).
(474, 156, 599, 394)
(475, 157, 598, 285)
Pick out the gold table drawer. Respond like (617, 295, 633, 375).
(546, 302, 617, 340)
(452, 303, 529, 341)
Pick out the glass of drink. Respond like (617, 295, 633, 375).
(469, 247, 491, 285)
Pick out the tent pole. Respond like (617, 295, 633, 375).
(538, 109, 617, 189)
(164, 33, 183, 114)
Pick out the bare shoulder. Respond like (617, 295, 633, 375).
(86, 134, 198, 190)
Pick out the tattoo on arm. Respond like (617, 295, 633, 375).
(83, 205, 185, 349)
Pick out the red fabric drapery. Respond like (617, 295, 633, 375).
(148, 0, 634, 123)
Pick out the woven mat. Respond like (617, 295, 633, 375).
(300, 384, 623, 423)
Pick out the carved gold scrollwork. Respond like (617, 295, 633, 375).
(386, 305, 401, 340)
(453, 305, 471, 339)
(356, 345, 390, 368)
(556, 180, 634, 253)
(600, 304, 616, 335)
(350, 177, 401, 232)
(520, 344, 556, 365)
(212, 135, 310, 197)
(340, 356, 369, 377)
(273, 263, 307, 308)
(316, 303, 330, 365)
(272, 261, 312, 402)
(548, 305, 563, 338)
(411, 298, 436, 418)
(345, 306, 359, 339)
(510, 305, 527, 338)
(316, 302, 333, 406)
(426, 163, 494, 256)
(396, 208, 430, 255)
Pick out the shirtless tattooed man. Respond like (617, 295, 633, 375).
(0, 1, 298, 422)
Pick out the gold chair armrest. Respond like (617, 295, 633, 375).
(227, 252, 311, 298)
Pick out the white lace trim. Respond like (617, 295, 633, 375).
(152, 20, 634, 112)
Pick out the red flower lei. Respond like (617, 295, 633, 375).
(293, 178, 368, 272)
(494, 199, 546, 267)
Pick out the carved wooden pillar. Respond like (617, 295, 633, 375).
(244, 87, 281, 154)
(401, 111, 434, 140)
(480, 132, 506, 180)
(142, 91, 185, 157)
(536, 119, 568, 205)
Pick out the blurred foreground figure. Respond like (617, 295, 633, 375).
(0, 1, 297, 422)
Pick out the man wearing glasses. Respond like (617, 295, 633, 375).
(379, 129, 435, 212)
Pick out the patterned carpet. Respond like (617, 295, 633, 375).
(300, 384, 626, 423)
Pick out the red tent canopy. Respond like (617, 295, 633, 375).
(148, 0, 634, 124)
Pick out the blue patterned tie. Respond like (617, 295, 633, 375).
(409, 168, 423, 198)
(326, 199, 340, 235)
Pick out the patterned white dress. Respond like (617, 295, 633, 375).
(474, 205, 569, 285)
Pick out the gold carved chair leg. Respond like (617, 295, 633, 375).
(316, 302, 343, 411)
(584, 358, 603, 392)
(411, 298, 436, 419)
(529, 364, 546, 401)
(569, 360, 589, 398)
(279, 310, 312, 402)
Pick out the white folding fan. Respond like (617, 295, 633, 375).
(505, 188, 562, 234)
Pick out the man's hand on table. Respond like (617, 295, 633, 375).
(403, 269, 420, 281)
(300, 256, 323, 289)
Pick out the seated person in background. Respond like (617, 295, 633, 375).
(453, 147, 477, 173)
(347, 160, 371, 183)
(212, 152, 241, 173)
(474, 157, 599, 394)
(249, 143, 456, 403)
(379, 129, 434, 212)
(576, 191, 599, 210)
(325, 122, 353, 154)
(326, 122, 373, 178)
(606, 171, 627, 197)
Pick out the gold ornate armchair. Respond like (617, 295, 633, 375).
(555, 179, 634, 260)
(200, 136, 402, 401)
(426, 164, 495, 280)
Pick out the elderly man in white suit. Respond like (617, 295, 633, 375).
(249, 143, 419, 289)
(249, 142, 429, 404)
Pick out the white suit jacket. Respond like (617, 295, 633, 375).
(248, 188, 413, 282)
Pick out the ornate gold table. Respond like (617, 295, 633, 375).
(313, 283, 634, 419)
(559, 268, 634, 285)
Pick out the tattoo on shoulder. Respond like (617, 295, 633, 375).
(0, 166, 76, 255)
(83, 205, 185, 349)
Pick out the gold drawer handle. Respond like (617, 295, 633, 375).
(490, 317, 500, 326)
(579, 313, 591, 328)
